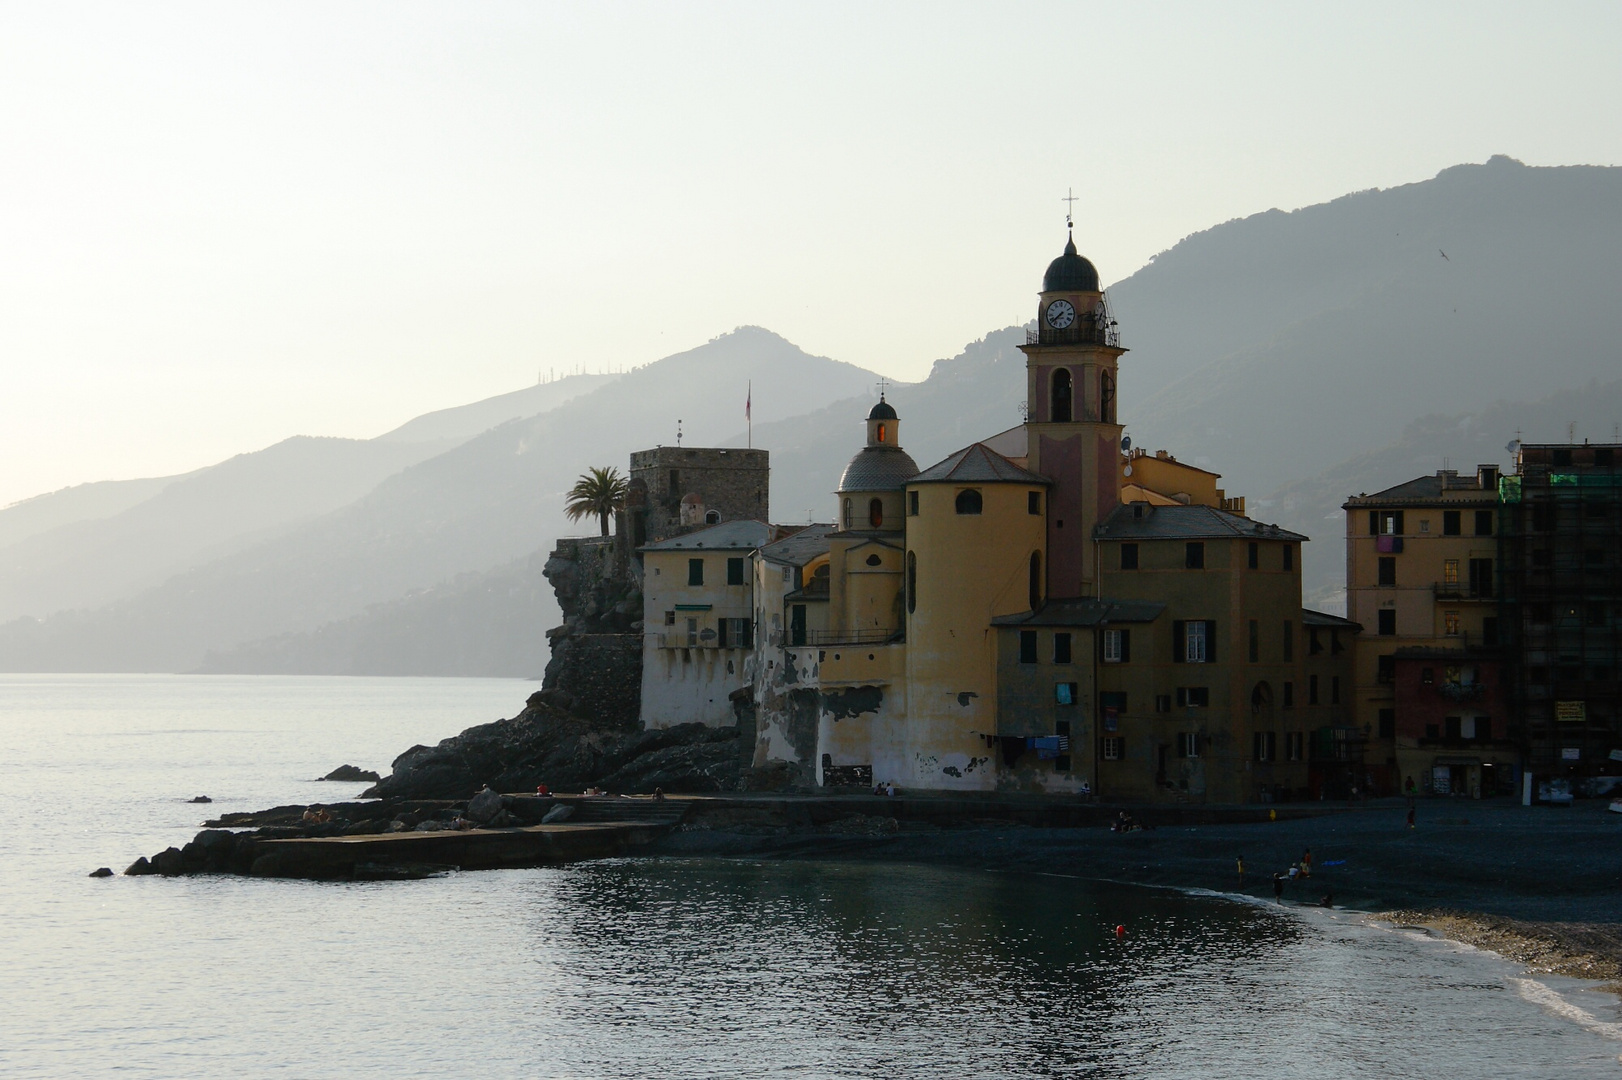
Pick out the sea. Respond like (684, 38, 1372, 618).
(2, 673, 1620, 1079)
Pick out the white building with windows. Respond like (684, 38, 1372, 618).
(639, 520, 770, 729)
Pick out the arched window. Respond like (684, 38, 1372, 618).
(868, 497, 884, 528)
(1052, 368, 1073, 423)
(876, 422, 887, 444)
(704, 509, 721, 525)
(843, 498, 853, 530)
(955, 489, 982, 515)
(1028, 550, 1042, 611)
(906, 551, 917, 614)
(1100, 371, 1115, 423)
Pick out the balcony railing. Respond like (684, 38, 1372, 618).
(1433, 583, 1494, 601)
(1026, 321, 1121, 348)
(806, 628, 901, 647)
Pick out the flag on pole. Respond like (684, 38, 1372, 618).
(746, 381, 752, 448)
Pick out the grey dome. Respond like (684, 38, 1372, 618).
(1043, 236, 1099, 292)
(838, 447, 919, 492)
(868, 398, 897, 420)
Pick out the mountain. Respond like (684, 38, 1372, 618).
(374, 372, 617, 444)
(0, 475, 183, 550)
(1263, 376, 1622, 612)
(0, 435, 461, 623)
(1110, 156, 1622, 496)
(0, 328, 882, 672)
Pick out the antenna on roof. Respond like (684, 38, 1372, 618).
(1568, 420, 1577, 443)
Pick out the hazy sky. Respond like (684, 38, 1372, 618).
(2, 2, 1619, 506)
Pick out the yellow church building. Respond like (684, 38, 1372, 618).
(652, 233, 1361, 802)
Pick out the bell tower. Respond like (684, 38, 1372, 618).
(1019, 228, 1127, 598)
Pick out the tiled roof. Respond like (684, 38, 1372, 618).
(1343, 471, 1495, 506)
(1301, 608, 1360, 630)
(1096, 503, 1307, 542)
(640, 520, 771, 552)
(991, 597, 1166, 627)
(910, 443, 1050, 485)
(758, 523, 836, 566)
(837, 447, 920, 492)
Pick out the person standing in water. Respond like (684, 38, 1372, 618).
(1236, 855, 1245, 884)
(1272, 873, 1284, 903)
(1300, 848, 1313, 877)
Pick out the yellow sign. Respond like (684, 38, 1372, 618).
(1555, 701, 1587, 723)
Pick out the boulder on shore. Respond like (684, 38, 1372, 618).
(319, 764, 381, 783)
(360, 693, 745, 801)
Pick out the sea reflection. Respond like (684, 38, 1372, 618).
(518, 860, 1310, 1078)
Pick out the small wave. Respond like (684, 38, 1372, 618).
(1512, 977, 1622, 1043)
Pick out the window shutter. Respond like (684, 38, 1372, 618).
(1173, 621, 1186, 663)
(1204, 621, 1217, 663)
(1120, 629, 1131, 663)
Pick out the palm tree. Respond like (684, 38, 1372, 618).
(564, 466, 629, 536)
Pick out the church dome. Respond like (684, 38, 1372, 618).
(1043, 236, 1099, 293)
(838, 446, 919, 492)
(867, 398, 898, 421)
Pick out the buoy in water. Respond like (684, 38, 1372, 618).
(1115, 924, 1125, 938)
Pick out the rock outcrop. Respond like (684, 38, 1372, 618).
(320, 764, 382, 782)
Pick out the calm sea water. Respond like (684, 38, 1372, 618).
(2, 673, 1620, 1079)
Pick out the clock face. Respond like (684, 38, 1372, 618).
(1045, 299, 1076, 329)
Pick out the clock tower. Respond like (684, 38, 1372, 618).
(1019, 231, 1126, 598)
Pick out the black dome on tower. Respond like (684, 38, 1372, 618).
(867, 398, 898, 421)
(1043, 235, 1100, 293)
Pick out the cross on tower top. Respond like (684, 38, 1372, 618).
(1062, 188, 1078, 232)
(876, 376, 890, 400)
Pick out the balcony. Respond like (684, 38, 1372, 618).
(1026, 322, 1121, 348)
(1432, 583, 1494, 602)
(805, 628, 901, 647)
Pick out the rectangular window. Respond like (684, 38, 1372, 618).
(908, 490, 919, 516)
(1474, 716, 1492, 741)
(1286, 732, 1305, 761)
(1185, 542, 1205, 569)
(1028, 491, 1042, 515)
(1482, 616, 1498, 646)
(1308, 674, 1319, 705)
(1378, 708, 1395, 739)
(688, 558, 705, 586)
(727, 558, 745, 586)
(727, 617, 753, 649)
(1054, 632, 1072, 664)
(1444, 559, 1459, 586)
(685, 617, 699, 647)
(1283, 544, 1294, 571)
(1248, 542, 1259, 569)
(1018, 630, 1038, 664)
(1468, 558, 1493, 597)
(1283, 681, 1294, 708)
(1177, 732, 1200, 759)
(1253, 732, 1276, 762)
(1444, 611, 1461, 636)
(1248, 619, 1260, 663)
(1377, 654, 1395, 683)
(1445, 716, 1462, 741)
(1372, 510, 1404, 535)
(1182, 620, 1210, 663)
(1121, 543, 1139, 570)
(1102, 628, 1130, 663)
(1377, 609, 1396, 636)
(1378, 557, 1396, 586)
(1330, 675, 1341, 705)
(1055, 682, 1078, 705)
(664, 610, 676, 626)
(1101, 737, 1124, 761)
(1309, 628, 1322, 655)
(1282, 621, 1294, 662)
(1155, 694, 1172, 713)
(1475, 510, 1493, 536)
(1443, 510, 1462, 535)
(1175, 687, 1210, 708)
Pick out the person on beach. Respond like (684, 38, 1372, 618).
(1272, 873, 1284, 902)
(1236, 855, 1245, 883)
(1406, 806, 1416, 829)
(1288, 863, 1300, 881)
(1318, 892, 1334, 908)
(1301, 848, 1313, 877)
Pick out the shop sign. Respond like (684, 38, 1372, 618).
(1555, 701, 1587, 723)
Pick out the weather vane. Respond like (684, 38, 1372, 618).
(1062, 187, 1078, 233)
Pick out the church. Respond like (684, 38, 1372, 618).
(641, 234, 1361, 802)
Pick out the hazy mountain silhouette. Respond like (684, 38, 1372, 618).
(0, 475, 181, 549)
(3, 157, 1618, 673)
(375, 372, 617, 444)
(0, 328, 880, 671)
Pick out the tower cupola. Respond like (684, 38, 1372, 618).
(866, 395, 900, 448)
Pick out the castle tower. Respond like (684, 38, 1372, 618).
(1019, 232, 1127, 597)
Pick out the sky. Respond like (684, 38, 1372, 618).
(2, 2, 1619, 507)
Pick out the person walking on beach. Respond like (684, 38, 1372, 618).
(1236, 855, 1245, 884)
(1272, 872, 1284, 903)
(1300, 848, 1313, 877)
(1406, 806, 1416, 829)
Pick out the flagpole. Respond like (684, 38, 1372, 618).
(747, 380, 752, 448)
